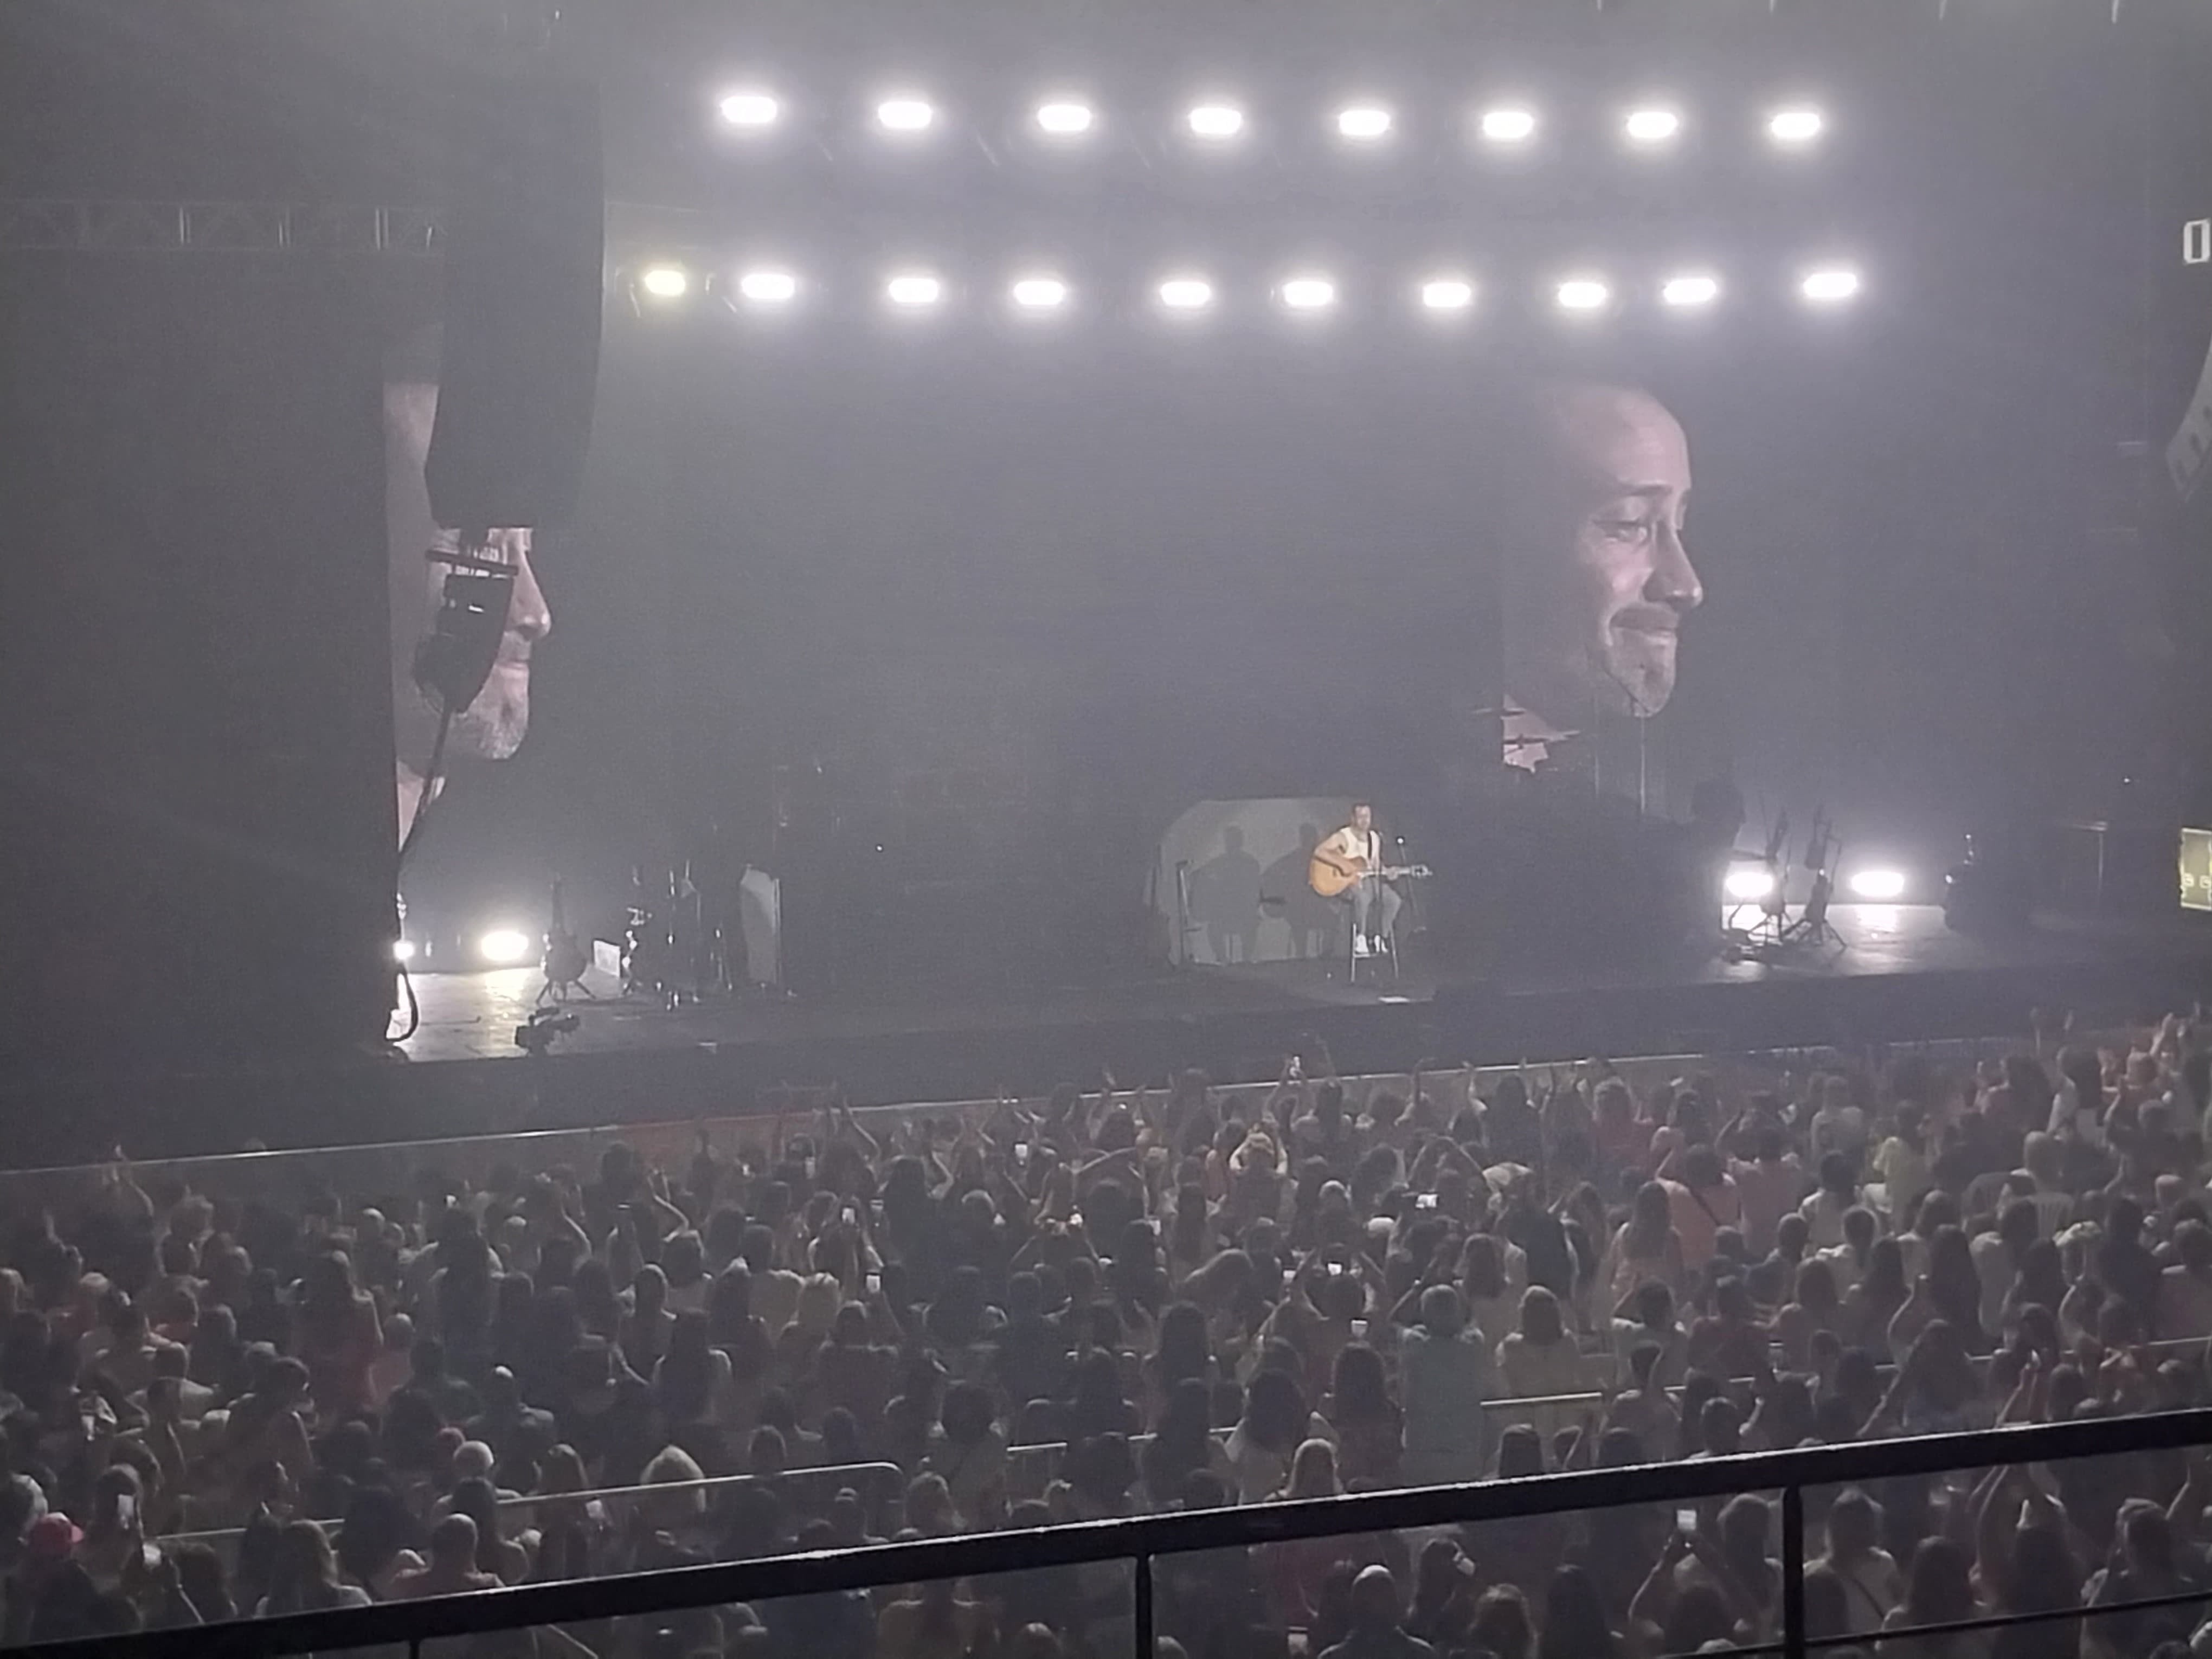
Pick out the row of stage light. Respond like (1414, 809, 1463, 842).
(627, 262, 1864, 313)
(715, 87, 1827, 152)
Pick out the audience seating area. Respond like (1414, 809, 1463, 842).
(3, 1026, 2210, 1659)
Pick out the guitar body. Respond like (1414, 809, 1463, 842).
(1307, 856, 1435, 899)
(1307, 853, 1366, 900)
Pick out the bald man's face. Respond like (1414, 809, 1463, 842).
(384, 382, 552, 775)
(1504, 384, 1701, 726)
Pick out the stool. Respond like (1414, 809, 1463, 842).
(1333, 893, 1399, 985)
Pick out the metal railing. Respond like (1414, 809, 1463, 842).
(28, 1407, 2212, 1659)
(152, 1462, 907, 1572)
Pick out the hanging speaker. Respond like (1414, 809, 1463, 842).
(425, 70, 603, 535)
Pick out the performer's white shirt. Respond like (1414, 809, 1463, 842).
(1321, 826, 1379, 866)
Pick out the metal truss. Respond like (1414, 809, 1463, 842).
(0, 200, 442, 256)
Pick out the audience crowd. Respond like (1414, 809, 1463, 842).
(7, 1021, 2212, 1659)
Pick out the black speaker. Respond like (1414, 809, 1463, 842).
(425, 70, 603, 535)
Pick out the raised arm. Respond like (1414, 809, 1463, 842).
(1970, 1465, 2015, 1596)
(1629, 1532, 1692, 1633)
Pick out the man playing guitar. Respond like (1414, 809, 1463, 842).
(1308, 802, 1417, 957)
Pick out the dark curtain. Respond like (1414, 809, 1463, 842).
(0, 256, 394, 1074)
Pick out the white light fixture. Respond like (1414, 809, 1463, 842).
(1477, 106, 1538, 144)
(1801, 265, 1862, 304)
(1035, 100, 1095, 136)
(885, 272, 944, 307)
(1555, 277, 1610, 312)
(1158, 276, 1214, 311)
(638, 265, 691, 300)
(717, 89, 781, 129)
(477, 928, 533, 966)
(737, 269, 799, 305)
(1419, 277, 1476, 312)
(1279, 276, 1337, 311)
(1767, 107, 1825, 145)
(875, 96, 936, 133)
(1186, 103, 1246, 140)
(392, 940, 417, 964)
(1848, 868, 1909, 901)
(1011, 275, 1070, 311)
(1335, 105, 1393, 142)
(1724, 867, 1778, 903)
(1623, 107, 1682, 145)
(1661, 272, 1721, 308)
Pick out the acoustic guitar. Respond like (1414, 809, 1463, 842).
(1307, 850, 1433, 900)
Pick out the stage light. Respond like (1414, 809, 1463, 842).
(392, 940, 416, 964)
(875, 96, 936, 134)
(1186, 103, 1245, 140)
(718, 89, 781, 129)
(638, 265, 691, 300)
(1158, 276, 1214, 311)
(1336, 105, 1393, 142)
(477, 928, 533, 966)
(1420, 277, 1476, 311)
(1624, 107, 1682, 145)
(1555, 277, 1610, 312)
(736, 269, 798, 305)
(1848, 867, 1909, 901)
(1279, 276, 1337, 311)
(1478, 107, 1538, 144)
(1801, 265, 1862, 304)
(1011, 275, 1070, 310)
(1661, 272, 1721, 308)
(1767, 107, 1825, 145)
(1035, 100, 1095, 136)
(1725, 867, 1778, 903)
(885, 272, 944, 307)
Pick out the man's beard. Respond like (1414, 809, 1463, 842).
(402, 668, 529, 764)
(1594, 621, 1679, 717)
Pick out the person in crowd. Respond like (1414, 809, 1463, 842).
(1224, 1367, 1324, 1504)
(1322, 1342, 1404, 1488)
(1398, 1285, 1496, 1487)
(1493, 1286, 1590, 1430)
(1662, 1145, 1742, 1276)
(1817, 1487, 1901, 1636)
(257, 1519, 372, 1615)
(1881, 1536, 1986, 1658)
(389, 1513, 503, 1599)
(1320, 1564, 1436, 1659)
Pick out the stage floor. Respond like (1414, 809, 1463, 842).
(9, 903, 2212, 1167)
(396, 903, 2212, 1065)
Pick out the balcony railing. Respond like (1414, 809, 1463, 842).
(26, 1406, 2212, 1659)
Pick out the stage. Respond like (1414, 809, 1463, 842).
(3, 903, 2209, 1167)
(365, 900, 2212, 1128)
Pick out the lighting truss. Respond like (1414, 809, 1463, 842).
(0, 199, 443, 255)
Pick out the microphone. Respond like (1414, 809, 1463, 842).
(412, 531, 516, 713)
(401, 530, 516, 867)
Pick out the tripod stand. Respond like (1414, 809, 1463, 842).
(1724, 813, 1792, 954)
(1722, 807, 1847, 961)
(1778, 809, 1845, 949)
